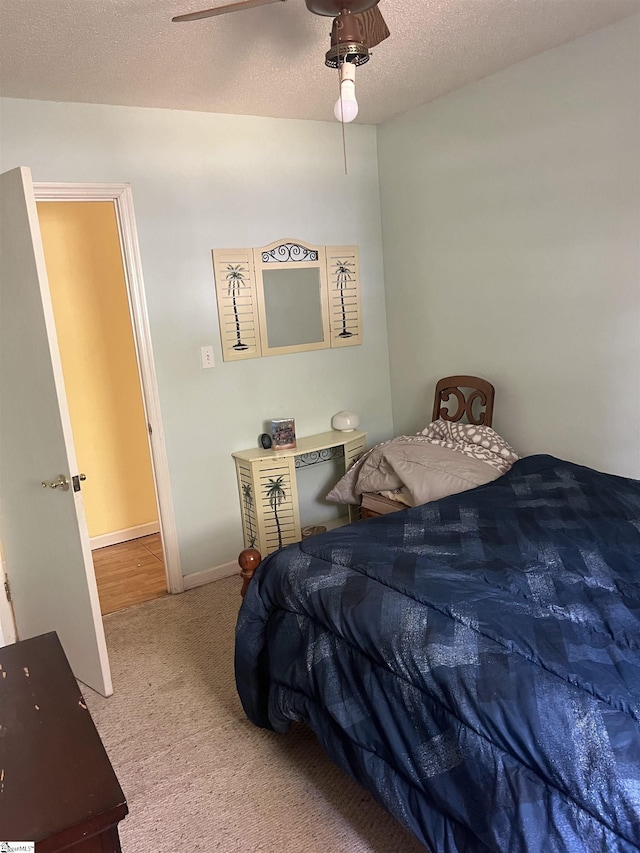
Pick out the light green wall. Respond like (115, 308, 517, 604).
(0, 99, 393, 575)
(377, 15, 640, 477)
(2, 14, 639, 579)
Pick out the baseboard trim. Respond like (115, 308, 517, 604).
(90, 522, 160, 551)
(182, 561, 239, 591)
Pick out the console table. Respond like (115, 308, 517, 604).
(232, 429, 366, 557)
(0, 632, 128, 852)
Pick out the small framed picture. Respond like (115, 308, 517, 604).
(271, 418, 296, 450)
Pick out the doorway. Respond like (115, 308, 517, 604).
(37, 200, 167, 615)
(34, 183, 183, 608)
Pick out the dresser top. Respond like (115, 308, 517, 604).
(232, 428, 366, 463)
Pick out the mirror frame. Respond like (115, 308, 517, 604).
(212, 238, 361, 361)
(255, 241, 330, 357)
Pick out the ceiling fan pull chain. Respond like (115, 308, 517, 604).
(335, 49, 349, 175)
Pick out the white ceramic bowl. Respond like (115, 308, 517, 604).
(332, 411, 360, 431)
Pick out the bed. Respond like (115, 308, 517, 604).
(235, 450, 640, 852)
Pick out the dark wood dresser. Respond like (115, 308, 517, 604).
(0, 632, 127, 852)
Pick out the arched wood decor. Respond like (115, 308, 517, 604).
(432, 375, 494, 427)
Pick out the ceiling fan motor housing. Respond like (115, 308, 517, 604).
(325, 11, 370, 68)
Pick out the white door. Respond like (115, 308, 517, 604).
(0, 166, 112, 696)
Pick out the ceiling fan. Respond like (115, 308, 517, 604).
(172, 0, 390, 123)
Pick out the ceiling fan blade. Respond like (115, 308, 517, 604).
(356, 6, 390, 48)
(172, 0, 286, 23)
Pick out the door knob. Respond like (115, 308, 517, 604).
(42, 474, 70, 491)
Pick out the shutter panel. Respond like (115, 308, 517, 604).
(256, 457, 300, 555)
(326, 245, 361, 347)
(212, 249, 262, 361)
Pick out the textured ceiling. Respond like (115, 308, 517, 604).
(1, 0, 639, 125)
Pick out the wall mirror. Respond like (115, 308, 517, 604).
(262, 267, 324, 350)
(212, 239, 361, 361)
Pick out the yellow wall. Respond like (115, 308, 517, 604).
(37, 201, 158, 538)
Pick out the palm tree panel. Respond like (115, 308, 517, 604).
(241, 481, 257, 549)
(326, 247, 361, 346)
(264, 476, 287, 550)
(213, 248, 261, 361)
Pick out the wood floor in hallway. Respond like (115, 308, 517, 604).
(92, 534, 167, 615)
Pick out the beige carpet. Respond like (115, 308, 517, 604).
(84, 576, 426, 852)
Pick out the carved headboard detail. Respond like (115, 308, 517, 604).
(432, 375, 495, 427)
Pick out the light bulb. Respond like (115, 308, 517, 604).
(334, 80, 359, 123)
(333, 62, 359, 123)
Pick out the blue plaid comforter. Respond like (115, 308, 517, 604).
(235, 455, 640, 852)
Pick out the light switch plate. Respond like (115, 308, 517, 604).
(201, 345, 215, 368)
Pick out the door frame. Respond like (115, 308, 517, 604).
(34, 182, 184, 594)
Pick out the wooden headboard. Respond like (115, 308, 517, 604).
(432, 375, 495, 427)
